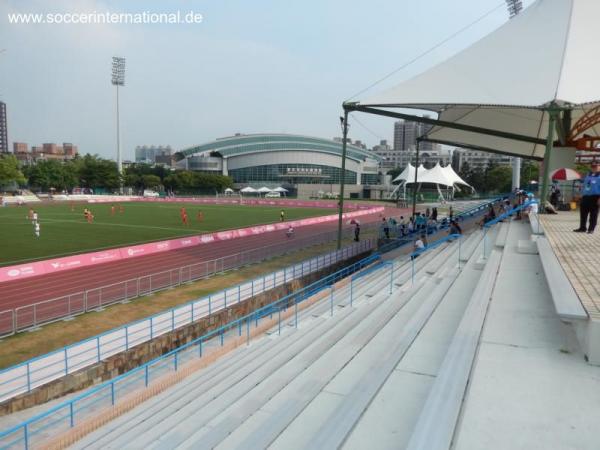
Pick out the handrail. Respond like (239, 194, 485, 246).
(483, 199, 536, 228)
(378, 197, 501, 255)
(0, 224, 378, 337)
(0, 239, 375, 406)
(410, 233, 463, 258)
(0, 252, 382, 448)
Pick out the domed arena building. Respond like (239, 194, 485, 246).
(175, 133, 383, 198)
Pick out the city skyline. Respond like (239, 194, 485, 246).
(0, 0, 535, 160)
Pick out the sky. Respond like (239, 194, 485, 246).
(0, 0, 536, 160)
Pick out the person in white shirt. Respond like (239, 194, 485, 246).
(34, 222, 40, 238)
(32, 211, 38, 224)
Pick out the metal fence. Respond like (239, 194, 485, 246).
(0, 239, 374, 405)
(0, 225, 379, 338)
(0, 252, 382, 450)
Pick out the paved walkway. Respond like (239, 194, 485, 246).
(539, 212, 600, 319)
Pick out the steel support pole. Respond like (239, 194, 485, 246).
(412, 140, 421, 218)
(540, 110, 557, 212)
(337, 108, 350, 250)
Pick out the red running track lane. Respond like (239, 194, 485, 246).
(0, 208, 404, 312)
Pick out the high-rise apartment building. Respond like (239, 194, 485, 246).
(0, 102, 8, 153)
(135, 145, 173, 164)
(393, 117, 434, 152)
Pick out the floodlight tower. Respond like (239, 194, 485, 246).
(111, 56, 126, 191)
(506, 1, 523, 190)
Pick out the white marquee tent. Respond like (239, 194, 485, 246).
(240, 186, 258, 194)
(348, 0, 600, 203)
(391, 163, 472, 198)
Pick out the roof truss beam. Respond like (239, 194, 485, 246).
(346, 104, 548, 146)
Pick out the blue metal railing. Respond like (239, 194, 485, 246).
(480, 199, 537, 258)
(0, 239, 374, 406)
(378, 197, 504, 255)
(410, 233, 464, 283)
(0, 252, 383, 449)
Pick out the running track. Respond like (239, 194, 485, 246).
(0, 207, 402, 313)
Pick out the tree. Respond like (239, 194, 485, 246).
(521, 160, 540, 187)
(78, 155, 120, 190)
(141, 174, 162, 189)
(486, 166, 513, 193)
(24, 159, 77, 191)
(0, 154, 26, 188)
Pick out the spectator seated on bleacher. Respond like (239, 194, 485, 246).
(478, 205, 496, 228)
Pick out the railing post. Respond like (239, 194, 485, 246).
(224, 290, 227, 309)
(125, 326, 129, 351)
(69, 402, 74, 427)
(26, 362, 31, 392)
(174, 353, 178, 371)
(330, 286, 334, 317)
(246, 317, 250, 345)
(251, 280, 254, 297)
(145, 365, 149, 387)
(96, 336, 101, 362)
(64, 348, 69, 375)
(220, 329, 224, 346)
(191, 302, 195, 322)
(111, 382, 115, 405)
(171, 309, 175, 331)
(208, 295, 212, 316)
(295, 299, 298, 328)
(24, 424, 29, 450)
(483, 228, 488, 260)
(238, 285, 241, 303)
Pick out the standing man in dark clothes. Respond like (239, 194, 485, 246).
(574, 162, 600, 234)
(354, 223, 360, 242)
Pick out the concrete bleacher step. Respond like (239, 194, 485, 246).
(405, 249, 504, 450)
(169, 278, 433, 450)
(72, 324, 309, 449)
(100, 276, 410, 450)
(70, 231, 479, 450)
(495, 222, 509, 248)
(73, 303, 358, 450)
(458, 231, 482, 262)
(517, 239, 538, 254)
(536, 237, 587, 321)
(218, 242, 475, 450)
(268, 277, 460, 450)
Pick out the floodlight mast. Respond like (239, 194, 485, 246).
(111, 56, 126, 192)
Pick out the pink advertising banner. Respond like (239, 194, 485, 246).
(0, 206, 384, 284)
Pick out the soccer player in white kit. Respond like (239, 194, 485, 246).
(34, 222, 40, 238)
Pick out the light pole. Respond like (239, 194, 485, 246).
(337, 109, 349, 250)
(111, 56, 126, 192)
(506, 1, 523, 190)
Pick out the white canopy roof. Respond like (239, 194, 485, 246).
(257, 186, 272, 193)
(240, 186, 257, 193)
(224, 188, 234, 192)
(393, 162, 472, 188)
(358, 0, 600, 160)
(441, 164, 471, 187)
(273, 187, 289, 192)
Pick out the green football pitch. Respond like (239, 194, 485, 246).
(0, 202, 330, 266)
